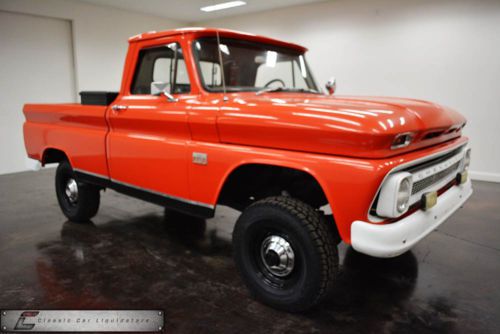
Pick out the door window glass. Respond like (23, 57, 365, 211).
(131, 42, 190, 94)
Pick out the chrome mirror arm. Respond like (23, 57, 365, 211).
(162, 90, 178, 102)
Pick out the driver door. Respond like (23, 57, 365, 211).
(107, 40, 194, 205)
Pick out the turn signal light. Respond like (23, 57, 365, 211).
(421, 191, 437, 211)
(457, 171, 468, 185)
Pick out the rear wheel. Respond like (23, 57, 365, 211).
(55, 161, 100, 222)
(233, 196, 338, 312)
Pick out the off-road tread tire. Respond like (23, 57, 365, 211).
(233, 196, 338, 312)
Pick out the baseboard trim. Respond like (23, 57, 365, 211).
(470, 171, 500, 183)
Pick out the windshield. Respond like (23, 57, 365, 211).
(193, 37, 319, 93)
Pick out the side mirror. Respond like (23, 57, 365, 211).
(325, 77, 336, 95)
(151, 81, 178, 102)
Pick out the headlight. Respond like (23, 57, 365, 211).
(376, 172, 413, 218)
(391, 132, 414, 150)
(463, 148, 471, 170)
(396, 178, 412, 213)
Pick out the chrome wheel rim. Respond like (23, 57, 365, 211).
(65, 178, 78, 204)
(260, 235, 295, 277)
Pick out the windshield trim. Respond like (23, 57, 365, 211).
(192, 37, 319, 94)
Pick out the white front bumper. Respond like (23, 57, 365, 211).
(351, 180, 473, 258)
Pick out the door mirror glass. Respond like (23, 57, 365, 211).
(151, 81, 170, 96)
(150, 81, 178, 102)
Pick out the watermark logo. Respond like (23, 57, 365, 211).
(1, 310, 164, 332)
(14, 311, 39, 330)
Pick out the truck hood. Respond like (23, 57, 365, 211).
(216, 93, 466, 158)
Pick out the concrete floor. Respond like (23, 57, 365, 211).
(0, 168, 499, 333)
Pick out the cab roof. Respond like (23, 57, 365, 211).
(128, 27, 307, 52)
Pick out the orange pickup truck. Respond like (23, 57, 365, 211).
(23, 28, 472, 312)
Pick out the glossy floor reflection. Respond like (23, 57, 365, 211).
(0, 169, 499, 333)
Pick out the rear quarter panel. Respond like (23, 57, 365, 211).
(23, 103, 109, 176)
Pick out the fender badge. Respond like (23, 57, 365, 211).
(192, 152, 208, 165)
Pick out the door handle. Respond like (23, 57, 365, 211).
(111, 105, 127, 112)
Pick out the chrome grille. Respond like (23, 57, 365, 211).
(411, 160, 460, 195)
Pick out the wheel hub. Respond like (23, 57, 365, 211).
(65, 178, 78, 204)
(260, 235, 295, 277)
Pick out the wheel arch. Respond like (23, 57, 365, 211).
(42, 147, 72, 166)
(215, 160, 340, 241)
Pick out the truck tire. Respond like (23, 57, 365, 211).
(233, 196, 338, 312)
(55, 161, 100, 223)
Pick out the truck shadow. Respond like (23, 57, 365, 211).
(31, 212, 454, 333)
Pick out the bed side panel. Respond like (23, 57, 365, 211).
(23, 103, 109, 177)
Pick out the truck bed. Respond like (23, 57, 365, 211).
(23, 102, 110, 177)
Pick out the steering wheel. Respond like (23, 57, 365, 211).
(264, 78, 286, 88)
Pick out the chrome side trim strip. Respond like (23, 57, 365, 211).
(73, 168, 215, 210)
(110, 178, 215, 209)
(74, 169, 108, 180)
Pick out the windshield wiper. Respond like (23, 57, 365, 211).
(256, 87, 320, 95)
(255, 86, 286, 95)
(295, 88, 320, 94)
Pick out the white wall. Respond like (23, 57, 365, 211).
(1, 0, 499, 181)
(196, 0, 500, 182)
(0, 11, 76, 174)
(0, 0, 183, 93)
(0, 0, 183, 174)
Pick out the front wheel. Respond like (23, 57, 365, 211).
(55, 161, 100, 222)
(232, 196, 338, 312)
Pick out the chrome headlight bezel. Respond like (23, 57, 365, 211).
(376, 172, 413, 218)
(463, 148, 471, 170)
